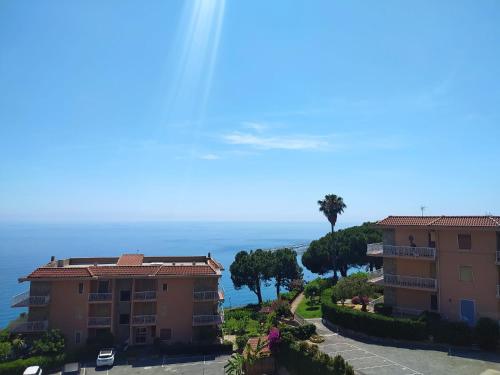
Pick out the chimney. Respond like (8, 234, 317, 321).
(50, 255, 55, 262)
(208, 252, 211, 259)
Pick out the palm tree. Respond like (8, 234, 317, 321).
(318, 194, 346, 233)
(318, 194, 346, 281)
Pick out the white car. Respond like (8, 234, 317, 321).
(96, 348, 115, 367)
(23, 366, 42, 375)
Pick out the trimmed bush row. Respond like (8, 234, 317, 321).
(322, 301, 427, 341)
(0, 354, 66, 375)
(323, 295, 500, 349)
(276, 338, 354, 375)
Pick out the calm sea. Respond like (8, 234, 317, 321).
(0, 221, 342, 327)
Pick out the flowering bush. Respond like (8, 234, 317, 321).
(350, 296, 370, 305)
(267, 328, 280, 352)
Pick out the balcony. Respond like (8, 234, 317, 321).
(366, 267, 384, 282)
(367, 243, 436, 260)
(192, 314, 224, 326)
(88, 293, 112, 302)
(496, 251, 500, 265)
(11, 291, 50, 308)
(10, 320, 48, 333)
(88, 316, 112, 327)
(193, 289, 224, 302)
(383, 273, 438, 291)
(133, 291, 156, 301)
(131, 315, 156, 325)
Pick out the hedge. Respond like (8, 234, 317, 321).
(276, 338, 354, 375)
(0, 354, 67, 375)
(322, 300, 427, 341)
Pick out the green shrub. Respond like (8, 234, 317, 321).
(276, 339, 353, 375)
(31, 329, 65, 356)
(474, 318, 499, 351)
(281, 324, 316, 340)
(322, 300, 427, 341)
(280, 290, 300, 302)
(0, 342, 11, 362)
(271, 299, 292, 318)
(235, 335, 249, 351)
(373, 303, 392, 316)
(0, 354, 66, 375)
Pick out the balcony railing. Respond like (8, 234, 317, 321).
(367, 243, 436, 260)
(11, 320, 48, 333)
(131, 315, 156, 325)
(192, 314, 224, 326)
(133, 291, 156, 301)
(88, 293, 112, 302)
(11, 291, 50, 308)
(496, 251, 500, 265)
(383, 273, 437, 291)
(193, 289, 224, 302)
(366, 267, 384, 282)
(88, 317, 112, 327)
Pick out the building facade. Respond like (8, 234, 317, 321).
(367, 216, 500, 324)
(11, 253, 224, 347)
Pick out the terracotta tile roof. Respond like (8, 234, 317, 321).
(27, 267, 92, 279)
(89, 265, 161, 277)
(377, 216, 500, 228)
(156, 265, 216, 276)
(117, 254, 144, 266)
(246, 337, 271, 355)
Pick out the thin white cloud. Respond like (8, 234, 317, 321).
(242, 122, 269, 133)
(199, 153, 221, 160)
(223, 132, 328, 150)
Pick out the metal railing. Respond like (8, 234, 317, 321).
(384, 273, 437, 290)
(133, 291, 156, 301)
(11, 291, 50, 307)
(88, 317, 112, 327)
(192, 314, 224, 326)
(368, 295, 384, 307)
(11, 320, 48, 333)
(88, 293, 112, 302)
(366, 267, 384, 281)
(132, 315, 156, 325)
(367, 243, 435, 259)
(193, 289, 224, 301)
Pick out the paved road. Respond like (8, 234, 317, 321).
(310, 318, 500, 375)
(51, 354, 230, 375)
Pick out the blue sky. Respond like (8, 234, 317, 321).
(1, 0, 499, 223)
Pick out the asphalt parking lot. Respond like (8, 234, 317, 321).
(311, 318, 500, 375)
(79, 354, 230, 375)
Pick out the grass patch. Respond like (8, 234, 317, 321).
(296, 296, 322, 319)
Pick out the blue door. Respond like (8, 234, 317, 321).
(460, 299, 475, 326)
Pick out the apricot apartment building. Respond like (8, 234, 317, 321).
(10, 253, 224, 347)
(367, 216, 500, 325)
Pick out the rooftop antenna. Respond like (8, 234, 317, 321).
(420, 206, 426, 217)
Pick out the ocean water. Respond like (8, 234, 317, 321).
(0, 221, 335, 327)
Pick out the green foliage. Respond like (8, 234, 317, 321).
(0, 354, 67, 375)
(0, 342, 11, 362)
(332, 274, 373, 309)
(318, 194, 346, 232)
(280, 324, 316, 340)
(230, 249, 274, 304)
(271, 299, 292, 318)
(474, 318, 500, 351)
(224, 353, 244, 375)
(302, 222, 382, 277)
(304, 283, 320, 302)
(31, 329, 65, 356)
(271, 248, 303, 297)
(373, 303, 392, 316)
(235, 335, 249, 351)
(322, 300, 428, 341)
(417, 312, 473, 346)
(296, 296, 322, 319)
(280, 289, 300, 303)
(276, 339, 354, 375)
